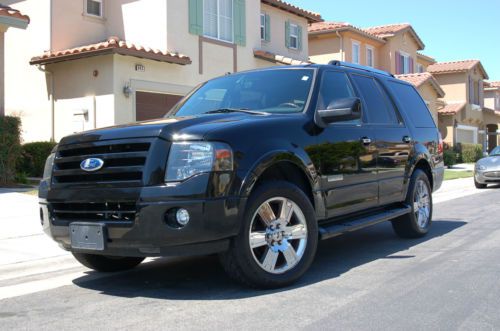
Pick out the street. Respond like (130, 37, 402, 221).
(1, 179, 500, 330)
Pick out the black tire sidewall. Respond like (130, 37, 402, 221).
(233, 181, 318, 287)
(407, 169, 433, 235)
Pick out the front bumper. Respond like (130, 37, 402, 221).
(474, 170, 500, 185)
(39, 178, 246, 257)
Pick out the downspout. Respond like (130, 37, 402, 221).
(36, 65, 55, 142)
(335, 30, 344, 61)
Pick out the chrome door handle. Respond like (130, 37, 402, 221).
(403, 136, 412, 143)
(360, 137, 372, 145)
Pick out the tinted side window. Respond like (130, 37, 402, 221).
(351, 74, 398, 125)
(387, 81, 436, 128)
(317, 71, 359, 124)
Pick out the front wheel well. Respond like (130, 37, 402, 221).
(253, 161, 314, 208)
(413, 159, 433, 190)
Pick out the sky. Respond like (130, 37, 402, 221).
(291, 0, 500, 81)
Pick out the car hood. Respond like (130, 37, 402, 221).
(477, 155, 500, 170)
(58, 113, 271, 145)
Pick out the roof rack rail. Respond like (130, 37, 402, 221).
(328, 60, 394, 77)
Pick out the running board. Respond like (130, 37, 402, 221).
(319, 206, 411, 240)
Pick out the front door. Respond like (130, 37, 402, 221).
(313, 70, 378, 218)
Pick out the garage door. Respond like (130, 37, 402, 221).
(136, 91, 184, 121)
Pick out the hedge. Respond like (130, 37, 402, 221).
(443, 149, 457, 168)
(18, 141, 57, 177)
(456, 143, 483, 163)
(0, 116, 22, 186)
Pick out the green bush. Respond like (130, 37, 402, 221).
(0, 116, 22, 186)
(456, 143, 483, 163)
(443, 149, 457, 168)
(18, 141, 57, 177)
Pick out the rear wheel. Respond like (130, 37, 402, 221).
(392, 169, 432, 238)
(474, 179, 487, 189)
(72, 252, 145, 272)
(220, 181, 318, 289)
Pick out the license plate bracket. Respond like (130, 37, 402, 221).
(70, 222, 106, 251)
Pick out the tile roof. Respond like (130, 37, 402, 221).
(427, 60, 489, 79)
(363, 23, 425, 50)
(30, 36, 191, 66)
(395, 72, 445, 97)
(416, 52, 436, 64)
(0, 4, 30, 24)
(483, 107, 500, 116)
(253, 49, 310, 65)
(308, 22, 386, 43)
(485, 81, 500, 89)
(261, 0, 322, 23)
(438, 102, 466, 115)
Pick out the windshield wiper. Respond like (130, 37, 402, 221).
(203, 108, 267, 115)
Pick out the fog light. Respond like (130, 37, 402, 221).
(176, 208, 190, 226)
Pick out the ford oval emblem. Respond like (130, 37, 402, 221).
(80, 158, 104, 172)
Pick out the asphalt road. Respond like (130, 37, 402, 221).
(1, 187, 500, 330)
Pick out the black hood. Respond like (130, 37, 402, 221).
(58, 113, 272, 145)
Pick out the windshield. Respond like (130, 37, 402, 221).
(168, 68, 315, 117)
(490, 146, 500, 156)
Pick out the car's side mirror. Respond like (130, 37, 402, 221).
(316, 97, 361, 126)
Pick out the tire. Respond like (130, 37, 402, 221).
(392, 169, 432, 238)
(474, 179, 487, 189)
(72, 252, 145, 272)
(219, 180, 318, 289)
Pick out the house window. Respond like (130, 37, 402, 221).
(260, 13, 265, 40)
(352, 41, 360, 64)
(85, 0, 103, 17)
(416, 64, 424, 73)
(397, 51, 413, 74)
(366, 46, 374, 67)
(289, 23, 299, 49)
(496, 95, 500, 110)
(203, 0, 233, 43)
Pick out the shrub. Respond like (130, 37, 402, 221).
(443, 149, 457, 168)
(0, 116, 22, 186)
(18, 141, 57, 177)
(456, 143, 483, 163)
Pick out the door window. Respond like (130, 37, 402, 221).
(317, 71, 359, 124)
(350, 74, 398, 125)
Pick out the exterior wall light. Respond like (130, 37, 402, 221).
(123, 84, 132, 98)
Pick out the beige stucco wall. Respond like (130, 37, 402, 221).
(309, 34, 341, 64)
(259, 3, 309, 61)
(484, 89, 500, 110)
(3, 0, 52, 142)
(433, 72, 467, 102)
(377, 31, 419, 74)
(438, 115, 455, 145)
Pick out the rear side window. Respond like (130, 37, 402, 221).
(387, 81, 436, 128)
(350, 74, 398, 125)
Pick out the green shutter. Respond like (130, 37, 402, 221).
(234, 0, 246, 46)
(264, 14, 271, 42)
(297, 25, 303, 51)
(285, 20, 290, 48)
(189, 0, 203, 35)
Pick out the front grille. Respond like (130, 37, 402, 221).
(484, 171, 500, 178)
(50, 201, 136, 226)
(53, 139, 152, 187)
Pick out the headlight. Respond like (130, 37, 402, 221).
(476, 164, 487, 171)
(43, 153, 56, 181)
(165, 142, 233, 182)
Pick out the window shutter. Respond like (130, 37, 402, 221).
(297, 25, 303, 51)
(264, 14, 271, 42)
(285, 20, 290, 48)
(395, 51, 400, 74)
(409, 57, 414, 73)
(479, 80, 484, 108)
(469, 76, 473, 103)
(233, 0, 246, 46)
(188, 0, 203, 35)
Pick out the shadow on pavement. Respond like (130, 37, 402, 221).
(72, 219, 466, 299)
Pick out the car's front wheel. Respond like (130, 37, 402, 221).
(220, 181, 318, 289)
(72, 253, 145, 272)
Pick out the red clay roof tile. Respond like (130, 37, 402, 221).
(438, 102, 466, 115)
(427, 60, 489, 79)
(261, 0, 322, 23)
(395, 72, 445, 98)
(363, 23, 425, 50)
(30, 36, 191, 66)
(308, 21, 386, 43)
(0, 4, 29, 23)
(253, 49, 310, 65)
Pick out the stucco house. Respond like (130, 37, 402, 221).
(427, 60, 497, 150)
(3, 0, 321, 142)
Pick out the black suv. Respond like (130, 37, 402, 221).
(39, 61, 444, 288)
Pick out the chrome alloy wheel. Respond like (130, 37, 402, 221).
(249, 197, 308, 274)
(414, 179, 431, 228)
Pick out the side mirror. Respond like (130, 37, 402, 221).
(316, 97, 361, 125)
